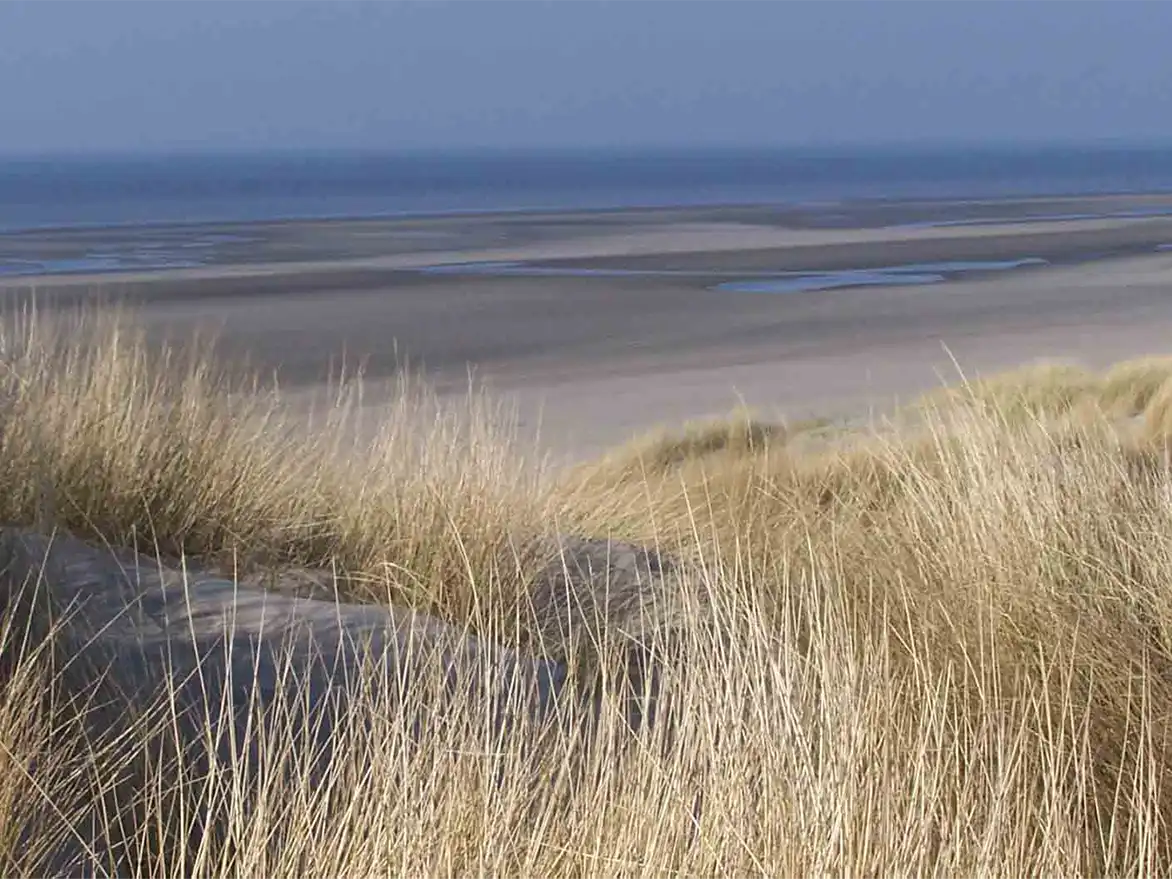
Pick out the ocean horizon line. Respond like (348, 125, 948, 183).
(3, 138, 1172, 162)
(3, 143, 1172, 236)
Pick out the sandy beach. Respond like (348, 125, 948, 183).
(5, 196, 1172, 461)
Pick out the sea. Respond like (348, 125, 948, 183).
(3, 144, 1172, 233)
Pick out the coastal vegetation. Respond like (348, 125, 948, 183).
(4, 306, 1172, 876)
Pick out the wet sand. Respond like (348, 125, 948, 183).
(5, 198, 1172, 461)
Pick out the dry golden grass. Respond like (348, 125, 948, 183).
(1100, 356, 1172, 416)
(0, 307, 564, 620)
(583, 408, 784, 478)
(915, 359, 1102, 423)
(8, 306, 1172, 875)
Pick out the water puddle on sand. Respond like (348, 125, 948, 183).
(418, 256, 1048, 294)
(878, 258, 1048, 273)
(0, 256, 124, 276)
(420, 256, 1046, 280)
(0, 252, 206, 277)
(0, 231, 258, 278)
(717, 272, 944, 294)
(716, 257, 1047, 294)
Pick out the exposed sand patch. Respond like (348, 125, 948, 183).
(262, 253, 1172, 462)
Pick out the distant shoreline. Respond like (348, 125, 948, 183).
(4, 188, 1172, 238)
(3, 188, 1172, 237)
(4, 192, 1172, 283)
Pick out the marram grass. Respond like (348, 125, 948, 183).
(4, 307, 1172, 875)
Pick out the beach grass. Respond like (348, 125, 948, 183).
(5, 305, 1172, 875)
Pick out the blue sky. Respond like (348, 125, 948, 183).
(2, 1, 1170, 154)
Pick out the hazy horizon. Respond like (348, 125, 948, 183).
(3, 1, 1171, 155)
(6, 141, 1172, 163)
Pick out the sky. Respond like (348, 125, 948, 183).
(1, 1, 1171, 154)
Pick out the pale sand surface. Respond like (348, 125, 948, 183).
(5, 205, 1172, 462)
(288, 254, 1172, 462)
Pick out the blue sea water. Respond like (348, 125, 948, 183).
(2, 145, 1172, 232)
(416, 256, 1050, 295)
(719, 272, 947, 294)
